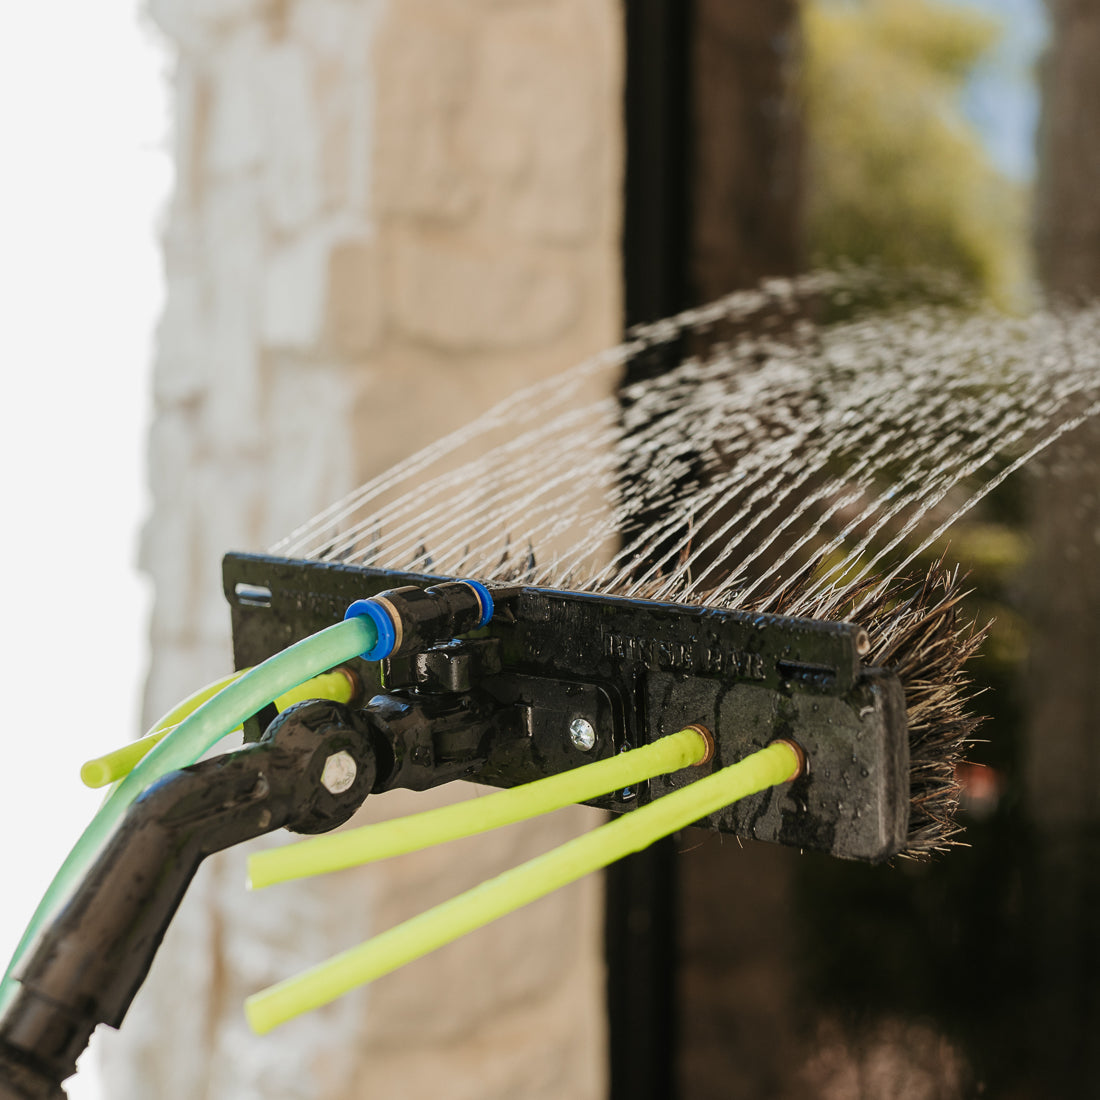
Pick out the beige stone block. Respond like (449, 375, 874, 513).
(316, 82, 354, 215)
(365, 975, 605, 1100)
(374, 15, 476, 221)
(141, 474, 243, 656)
(258, 41, 321, 233)
(153, 273, 208, 406)
(192, 461, 263, 638)
(139, 548, 189, 654)
(292, 0, 377, 218)
(147, 0, 211, 51)
(260, 359, 358, 546)
(161, 209, 202, 281)
(202, 177, 264, 300)
(167, 62, 209, 211)
(201, 842, 375, 1099)
(140, 478, 200, 645)
(199, 183, 264, 448)
(367, 869, 593, 1041)
(290, 0, 378, 60)
(149, 0, 266, 40)
(336, 353, 497, 507)
(354, 798, 607, 1099)
(393, 233, 578, 351)
(196, 0, 266, 26)
(459, 7, 602, 243)
(323, 239, 384, 355)
(206, 26, 265, 178)
(146, 406, 196, 498)
(201, 313, 262, 449)
(261, 232, 329, 350)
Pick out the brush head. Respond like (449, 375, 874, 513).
(226, 551, 984, 863)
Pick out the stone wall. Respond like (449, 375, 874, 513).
(103, 1, 622, 1095)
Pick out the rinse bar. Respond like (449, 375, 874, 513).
(224, 552, 909, 862)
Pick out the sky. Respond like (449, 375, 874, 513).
(0, 4, 168, 1095)
(955, 0, 1049, 180)
(0, 1, 1048, 1096)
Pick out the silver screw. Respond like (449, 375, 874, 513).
(568, 717, 597, 752)
(321, 750, 357, 794)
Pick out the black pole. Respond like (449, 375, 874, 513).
(608, 4, 692, 1099)
(622, 1, 692, 333)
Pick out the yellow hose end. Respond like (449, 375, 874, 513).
(769, 738, 807, 782)
(79, 760, 113, 790)
(80, 734, 165, 790)
(244, 992, 278, 1036)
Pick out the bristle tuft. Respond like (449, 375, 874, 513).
(845, 559, 987, 858)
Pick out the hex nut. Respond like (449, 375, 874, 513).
(320, 750, 357, 795)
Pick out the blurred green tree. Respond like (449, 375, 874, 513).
(803, 0, 1029, 308)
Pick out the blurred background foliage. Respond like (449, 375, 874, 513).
(785, 6, 1063, 1093)
(802, 0, 1031, 311)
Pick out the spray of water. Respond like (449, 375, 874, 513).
(274, 270, 1100, 618)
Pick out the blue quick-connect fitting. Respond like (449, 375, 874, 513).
(344, 579, 494, 662)
(343, 599, 398, 661)
(463, 580, 494, 629)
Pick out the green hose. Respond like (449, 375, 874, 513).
(0, 616, 377, 1013)
(245, 740, 801, 1034)
(248, 726, 711, 889)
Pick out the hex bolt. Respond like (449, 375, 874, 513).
(568, 717, 597, 752)
(320, 750, 357, 795)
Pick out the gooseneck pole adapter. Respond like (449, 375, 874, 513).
(0, 701, 379, 1100)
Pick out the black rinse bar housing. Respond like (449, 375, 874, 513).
(224, 552, 910, 863)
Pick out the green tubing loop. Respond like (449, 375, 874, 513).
(248, 725, 711, 889)
(245, 740, 802, 1034)
(0, 615, 377, 1014)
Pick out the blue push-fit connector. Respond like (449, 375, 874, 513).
(343, 599, 398, 661)
(463, 579, 494, 629)
(344, 580, 493, 662)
